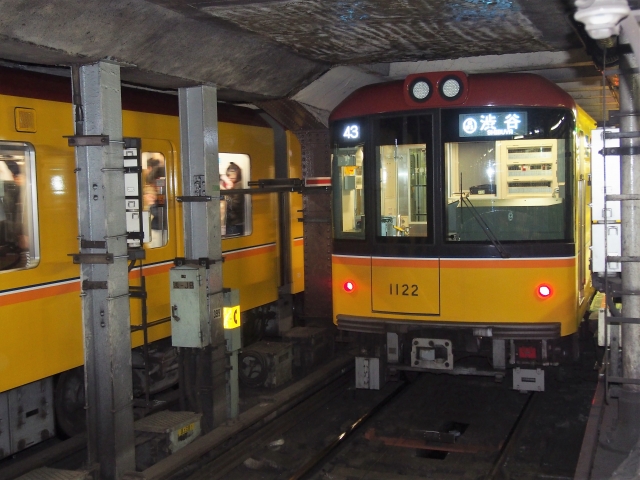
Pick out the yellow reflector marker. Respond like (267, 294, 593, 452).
(14, 107, 37, 133)
(224, 305, 241, 329)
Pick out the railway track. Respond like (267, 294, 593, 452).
(182, 365, 594, 480)
(0, 354, 595, 480)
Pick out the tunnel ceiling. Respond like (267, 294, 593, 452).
(0, 0, 637, 124)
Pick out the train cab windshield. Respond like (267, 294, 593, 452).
(443, 108, 574, 243)
(377, 115, 432, 238)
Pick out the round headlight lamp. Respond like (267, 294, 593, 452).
(439, 75, 464, 101)
(409, 77, 433, 103)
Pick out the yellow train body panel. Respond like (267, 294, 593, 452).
(333, 255, 582, 337)
(0, 83, 299, 394)
(0, 94, 84, 392)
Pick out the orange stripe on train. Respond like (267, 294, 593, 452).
(0, 281, 80, 307)
(224, 244, 276, 261)
(332, 256, 370, 266)
(441, 258, 576, 268)
(333, 255, 575, 269)
(129, 262, 173, 280)
(372, 258, 439, 268)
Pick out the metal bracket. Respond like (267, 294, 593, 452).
(69, 253, 114, 264)
(604, 131, 640, 139)
(607, 256, 640, 263)
(127, 248, 146, 260)
(81, 239, 107, 249)
(64, 135, 110, 147)
(173, 256, 223, 268)
(601, 146, 640, 156)
(298, 216, 331, 223)
(176, 196, 212, 202)
(83, 280, 108, 290)
(606, 194, 640, 201)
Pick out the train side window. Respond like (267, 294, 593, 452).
(220, 153, 252, 238)
(142, 152, 168, 248)
(0, 142, 39, 272)
(376, 115, 431, 238)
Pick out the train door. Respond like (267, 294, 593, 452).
(577, 131, 587, 304)
(371, 114, 439, 315)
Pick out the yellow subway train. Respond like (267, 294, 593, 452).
(330, 72, 595, 384)
(0, 66, 303, 455)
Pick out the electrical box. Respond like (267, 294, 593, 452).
(170, 265, 210, 348)
(123, 139, 149, 247)
(591, 223, 622, 273)
(239, 341, 293, 388)
(1, 378, 55, 458)
(355, 357, 385, 390)
(513, 368, 545, 392)
(283, 326, 334, 374)
(134, 411, 202, 470)
(591, 128, 621, 222)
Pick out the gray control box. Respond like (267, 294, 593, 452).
(170, 265, 210, 348)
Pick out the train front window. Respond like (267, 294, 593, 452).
(376, 115, 432, 238)
(443, 108, 573, 242)
(0, 142, 39, 272)
(332, 120, 365, 239)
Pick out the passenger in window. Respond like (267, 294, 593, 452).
(222, 162, 244, 236)
(144, 162, 167, 248)
(0, 161, 28, 269)
(219, 172, 232, 236)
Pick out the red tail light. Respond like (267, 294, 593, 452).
(537, 284, 552, 298)
(344, 281, 355, 293)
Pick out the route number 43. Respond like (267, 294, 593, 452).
(343, 125, 359, 139)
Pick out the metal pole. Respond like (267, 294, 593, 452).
(620, 34, 640, 389)
(72, 61, 135, 478)
(613, 26, 640, 452)
(178, 85, 227, 431)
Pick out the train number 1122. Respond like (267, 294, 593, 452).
(389, 284, 418, 296)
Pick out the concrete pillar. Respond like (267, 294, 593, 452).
(177, 85, 227, 431)
(71, 61, 135, 479)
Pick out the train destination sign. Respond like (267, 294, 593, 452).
(459, 112, 527, 137)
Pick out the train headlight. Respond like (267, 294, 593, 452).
(343, 281, 355, 293)
(408, 78, 433, 103)
(537, 284, 552, 298)
(439, 75, 464, 100)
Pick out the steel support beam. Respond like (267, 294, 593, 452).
(620, 33, 640, 393)
(605, 26, 640, 455)
(260, 112, 293, 333)
(178, 85, 227, 431)
(72, 61, 135, 479)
